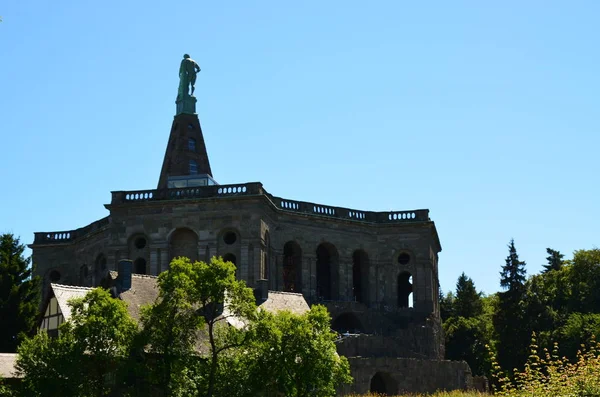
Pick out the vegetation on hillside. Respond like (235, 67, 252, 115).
(441, 242, 600, 392)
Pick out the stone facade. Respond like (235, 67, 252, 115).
(29, 111, 470, 394)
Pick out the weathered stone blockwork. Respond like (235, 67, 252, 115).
(29, 111, 470, 394)
(343, 357, 473, 395)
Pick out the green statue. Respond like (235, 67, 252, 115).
(177, 54, 201, 100)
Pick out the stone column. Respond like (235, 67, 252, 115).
(160, 249, 169, 272)
(307, 255, 316, 301)
(338, 256, 351, 301)
(150, 249, 159, 276)
(239, 244, 249, 283)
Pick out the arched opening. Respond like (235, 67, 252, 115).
(316, 243, 339, 301)
(223, 253, 237, 266)
(169, 228, 198, 262)
(94, 254, 107, 286)
(332, 312, 364, 334)
(283, 241, 302, 293)
(352, 250, 369, 303)
(134, 258, 147, 275)
(370, 372, 398, 395)
(398, 271, 413, 308)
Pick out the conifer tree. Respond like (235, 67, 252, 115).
(493, 239, 529, 373)
(454, 272, 483, 318)
(542, 248, 564, 273)
(0, 233, 40, 352)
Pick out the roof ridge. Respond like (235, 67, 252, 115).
(109, 271, 159, 279)
(267, 290, 304, 297)
(51, 283, 94, 291)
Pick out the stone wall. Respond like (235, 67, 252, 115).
(343, 357, 473, 395)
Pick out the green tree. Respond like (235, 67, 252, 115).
(493, 239, 529, 373)
(454, 272, 483, 318)
(141, 256, 257, 397)
(244, 305, 352, 397)
(0, 233, 40, 352)
(542, 248, 564, 273)
(16, 288, 138, 396)
(443, 273, 490, 375)
(569, 249, 600, 313)
(439, 290, 455, 322)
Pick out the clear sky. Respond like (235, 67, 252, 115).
(1, 1, 598, 295)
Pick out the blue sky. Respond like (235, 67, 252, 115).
(1, 1, 598, 295)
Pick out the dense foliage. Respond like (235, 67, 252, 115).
(15, 256, 351, 397)
(442, 242, 600, 384)
(0, 233, 39, 352)
(16, 288, 138, 396)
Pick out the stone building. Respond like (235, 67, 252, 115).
(29, 80, 472, 394)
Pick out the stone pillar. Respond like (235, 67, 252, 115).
(339, 256, 351, 301)
(307, 255, 316, 301)
(160, 249, 169, 271)
(385, 264, 396, 307)
(301, 254, 311, 298)
(274, 252, 284, 292)
(209, 245, 218, 261)
(239, 244, 249, 283)
(150, 249, 158, 276)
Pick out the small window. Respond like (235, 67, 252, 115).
(189, 160, 198, 175)
(134, 237, 147, 249)
(188, 138, 196, 152)
(187, 123, 194, 130)
(223, 232, 237, 245)
(398, 253, 411, 265)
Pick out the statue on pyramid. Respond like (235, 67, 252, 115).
(177, 54, 201, 101)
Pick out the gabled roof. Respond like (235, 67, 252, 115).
(116, 274, 159, 322)
(50, 283, 94, 322)
(260, 291, 310, 316)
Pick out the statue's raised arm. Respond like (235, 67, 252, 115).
(177, 54, 201, 100)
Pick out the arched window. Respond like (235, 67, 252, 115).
(94, 254, 107, 286)
(134, 258, 147, 275)
(188, 138, 196, 152)
(223, 253, 237, 266)
(316, 243, 339, 301)
(189, 159, 198, 175)
(352, 250, 369, 303)
(283, 241, 302, 293)
(398, 271, 413, 308)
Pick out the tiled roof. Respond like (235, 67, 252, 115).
(259, 291, 310, 316)
(0, 353, 18, 378)
(50, 283, 94, 322)
(117, 274, 159, 322)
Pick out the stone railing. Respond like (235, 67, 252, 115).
(267, 193, 429, 224)
(110, 182, 264, 204)
(113, 182, 429, 223)
(36, 183, 430, 245)
(33, 216, 110, 245)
